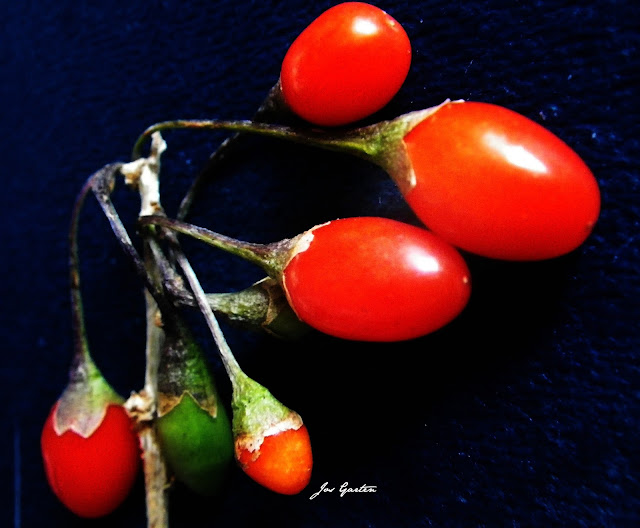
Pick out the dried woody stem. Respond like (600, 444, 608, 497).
(121, 132, 252, 525)
(118, 132, 171, 528)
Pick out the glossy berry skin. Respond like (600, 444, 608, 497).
(281, 217, 471, 342)
(237, 425, 312, 495)
(402, 101, 601, 261)
(41, 403, 140, 518)
(280, 2, 411, 127)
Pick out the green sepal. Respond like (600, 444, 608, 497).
(231, 373, 303, 454)
(362, 99, 457, 196)
(54, 351, 124, 438)
(207, 277, 311, 340)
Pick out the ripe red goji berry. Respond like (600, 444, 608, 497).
(41, 402, 140, 518)
(372, 100, 601, 260)
(280, 2, 411, 126)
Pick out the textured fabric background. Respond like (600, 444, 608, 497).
(1, 1, 638, 527)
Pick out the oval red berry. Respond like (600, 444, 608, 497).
(41, 403, 140, 518)
(281, 217, 471, 341)
(280, 2, 411, 127)
(402, 101, 601, 260)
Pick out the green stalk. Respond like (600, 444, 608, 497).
(68, 172, 101, 369)
(172, 248, 246, 390)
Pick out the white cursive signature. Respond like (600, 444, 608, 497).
(309, 481, 377, 500)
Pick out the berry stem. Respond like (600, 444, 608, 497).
(132, 118, 375, 164)
(170, 246, 247, 391)
(176, 81, 291, 221)
(59, 165, 126, 437)
(139, 215, 293, 279)
(131, 101, 452, 200)
(146, 233, 261, 333)
(68, 171, 101, 368)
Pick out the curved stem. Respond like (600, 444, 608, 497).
(69, 173, 97, 366)
(132, 119, 376, 164)
(133, 102, 452, 207)
(139, 215, 290, 279)
(176, 81, 291, 221)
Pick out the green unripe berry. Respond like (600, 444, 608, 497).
(157, 391, 233, 496)
(155, 313, 233, 496)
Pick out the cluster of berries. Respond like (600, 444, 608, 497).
(40, 2, 600, 522)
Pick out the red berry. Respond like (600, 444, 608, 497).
(41, 402, 140, 518)
(280, 2, 411, 126)
(401, 101, 601, 260)
(236, 424, 312, 495)
(281, 217, 471, 341)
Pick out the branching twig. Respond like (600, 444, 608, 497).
(118, 132, 172, 528)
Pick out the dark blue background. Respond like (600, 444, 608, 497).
(2, 1, 639, 527)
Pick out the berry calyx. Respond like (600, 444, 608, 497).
(204, 278, 311, 340)
(231, 373, 312, 495)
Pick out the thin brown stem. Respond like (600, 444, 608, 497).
(131, 119, 375, 164)
(139, 215, 289, 278)
(169, 245, 249, 394)
(68, 165, 123, 366)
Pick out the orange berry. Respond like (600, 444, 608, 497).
(237, 424, 312, 495)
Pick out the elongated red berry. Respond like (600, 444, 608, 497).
(41, 402, 140, 518)
(280, 2, 411, 126)
(281, 217, 471, 341)
(394, 101, 601, 260)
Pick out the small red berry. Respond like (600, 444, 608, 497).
(41, 402, 140, 518)
(236, 424, 313, 495)
(281, 2, 412, 126)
